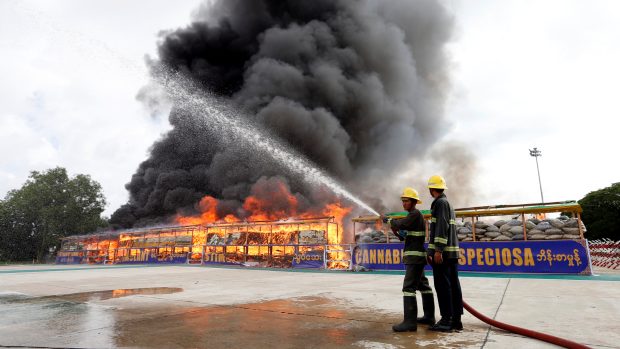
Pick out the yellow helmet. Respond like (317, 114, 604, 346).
(427, 175, 448, 189)
(401, 187, 422, 203)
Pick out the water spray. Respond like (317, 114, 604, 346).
(156, 71, 379, 216)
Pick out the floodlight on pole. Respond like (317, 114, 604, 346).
(529, 147, 544, 203)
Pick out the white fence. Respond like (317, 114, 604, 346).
(589, 239, 620, 270)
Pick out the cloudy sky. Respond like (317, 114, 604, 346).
(1, 0, 618, 216)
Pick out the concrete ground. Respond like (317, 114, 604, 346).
(1, 264, 619, 349)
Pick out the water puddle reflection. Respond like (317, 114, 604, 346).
(0, 293, 481, 348)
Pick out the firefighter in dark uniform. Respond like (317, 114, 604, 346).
(426, 175, 464, 332)
(382, 187, 435, 332)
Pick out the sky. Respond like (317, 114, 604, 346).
(1, 0, 619, 216)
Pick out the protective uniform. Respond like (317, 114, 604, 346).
(386, 188, 435, 332)
(426, 180, 463, 332)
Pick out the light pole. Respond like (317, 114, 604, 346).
(529, 147, 544, 203)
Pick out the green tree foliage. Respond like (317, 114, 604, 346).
(579, 182, 620, 240)
(0, 167, 107, 262)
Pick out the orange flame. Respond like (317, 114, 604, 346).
(174, 185, 352, 244)
(172, 179, 355, 269)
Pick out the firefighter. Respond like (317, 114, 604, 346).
(381, 187, 435, 332)
(426, 175, 463, 332)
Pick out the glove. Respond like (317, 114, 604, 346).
(381, 215, 390, 224)
(392, 229, 404, 241)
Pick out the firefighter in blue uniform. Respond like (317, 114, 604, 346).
(382, 187, 435, 332)
(426, 175, 463, 332)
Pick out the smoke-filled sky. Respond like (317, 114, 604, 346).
(1, 0, 619, 223)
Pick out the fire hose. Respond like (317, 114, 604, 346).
(463, 300, 591, 349)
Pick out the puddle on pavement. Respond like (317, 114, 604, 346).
(0, 293, 482, 348)
(0, 287, 183, 303)
(112, 297, 482, 349)
(0, 287, 184, 348)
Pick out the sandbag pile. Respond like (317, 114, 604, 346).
(355, 227, 401, 244)
(355, 216, 586, 244)
(456, 216, 586, 242)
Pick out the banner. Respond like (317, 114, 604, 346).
(292, 248, 324, 269)
(115, 249, 188, 264)
(56, 251, 84, 264)
(202, 252, 241, 266)
(156, 252, 189, 264)
(115, 249, 158, 264)
(354, 240, 592, 274)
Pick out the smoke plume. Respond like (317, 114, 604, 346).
(110, 0, 471, 230)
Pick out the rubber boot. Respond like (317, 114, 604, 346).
(451, 315, 463, 331)
(429, 317, 452, 332)
(392, 297, 417, 332)
(416, 293, 436, 325)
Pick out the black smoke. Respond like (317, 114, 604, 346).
(111, 0, 466, 229)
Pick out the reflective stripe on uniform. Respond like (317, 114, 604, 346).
(403, 292, 416, 297)
(444, 246, 460, 252)
(387, 218, 393, 225)
(449, 219, 456, 225)
(406, 231, 425, 237)
(434, 237, 448, 244)
(431, 217, 437, 223)
(420, 290, 433, 295)
(427, 244, 435, 249)
(403, 251, 426, 257)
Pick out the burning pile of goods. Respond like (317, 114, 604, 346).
(57, 217, 346, 268)
(456, 216, 586, 242)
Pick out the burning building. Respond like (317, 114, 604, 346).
(57, 217, 348, 269)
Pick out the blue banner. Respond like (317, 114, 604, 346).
(156, 252, 189, 264)
(56, 251, 84, 264)
(202, 254, 241, 266)
(292, 250, 324, 269)
(115, 249, 158, 264)
(115, 249, 189, 264)
(354, 240, 592, 274)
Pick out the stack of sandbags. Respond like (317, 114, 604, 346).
(457, 219, 524, 241)
(527, 220, 562, 240)
(455, 216, 586, 242)
(526, 217, 586, 240)
(476, 221, 500, 241)
(355, 228, 400, 244)
(497, 219, 528, 241)
(456, 220, 473, 242)
(354, 215, 586, 244)
(560, 217, 586, 239)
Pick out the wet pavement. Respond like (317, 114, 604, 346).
(0, 290, 477, 348)
(1, 264, 618, 348)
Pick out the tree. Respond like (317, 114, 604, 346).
(0, 167, 107, 262)
(579, 182, 620, 240)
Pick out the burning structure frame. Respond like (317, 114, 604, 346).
(57, 217, 352, 269)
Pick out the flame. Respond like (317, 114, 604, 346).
(177, 196, 219, 226)
(172, 183, 354, 269)
(174, 184, 353, 244)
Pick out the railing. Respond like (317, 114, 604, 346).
(589, 239, 620, 270)
(324, 244, 354, 270)
(56, 244, 358, 270)
(189, 244, 307, 268)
